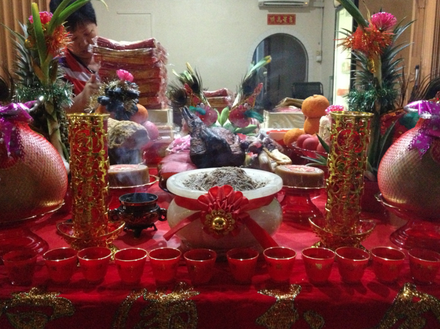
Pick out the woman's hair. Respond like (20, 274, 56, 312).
(49, 0, 97, 32)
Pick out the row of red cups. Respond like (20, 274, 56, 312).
(302, 246, 440, 285)
(3, 245, 440, 287)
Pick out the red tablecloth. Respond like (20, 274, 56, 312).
(1, 183, 440, 329)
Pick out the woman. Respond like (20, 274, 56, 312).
(50, 0, 101, 113)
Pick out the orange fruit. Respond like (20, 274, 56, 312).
(130, 104, 149, 124)
(301, 95, 329, 118)
(303, 117, 320, 134)
(283, 128, 304, 146)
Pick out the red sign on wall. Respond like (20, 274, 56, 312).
(267, 14, 296, 25)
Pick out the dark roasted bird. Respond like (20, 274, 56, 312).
(181, 107, 245, 168)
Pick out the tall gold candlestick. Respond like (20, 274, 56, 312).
(324, 111, 373, 235)
(67, 113, 110, 240)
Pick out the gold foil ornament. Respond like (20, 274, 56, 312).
(0, 287, 74, 329)
(374, 283, 440, 328)
(61, 113, 119, 248)
(311, 111, 375, 249)
(112, 282, 199, 328)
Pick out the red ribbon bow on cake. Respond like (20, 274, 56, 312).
(164, 185, 278, 249)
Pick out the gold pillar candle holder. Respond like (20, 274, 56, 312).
(311, 111, 374, 250)
(325, 111, 373, 235)
(63, 113, 116, 247)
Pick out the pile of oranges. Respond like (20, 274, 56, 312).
(283, 94, 329, 152)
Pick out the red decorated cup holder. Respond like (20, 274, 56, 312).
(376, 193, 440, 253)
(279, 185, 324, 230)
(0, 204, 63, 261)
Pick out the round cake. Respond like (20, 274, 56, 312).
(275, 165, 324, 188)
(108, 164, 150, 187)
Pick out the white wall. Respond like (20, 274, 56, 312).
(94, 0, 337, 103)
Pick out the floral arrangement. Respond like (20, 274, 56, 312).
(5, 0, 106, 163)
(336, 0, 414, 180)
(168, 57, 271, 135)
(96, 69, 141, 120)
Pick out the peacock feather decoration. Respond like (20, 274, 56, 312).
(168, 56, 271, 135)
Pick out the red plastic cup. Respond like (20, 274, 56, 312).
(408, 248, 440, 285)
(263, 246, 296, 283)
(226, 248, 259, 284)
(2, 249, 37, 286)
(301, 247, 335, 285)
(77, 247, 112, 284)
(114, 248, 148, 285)
(184, 249, 217, 285)
(43, 247, 78, 284)
(370, 246, 405, 284)
(149, 247, 182, 286)
(335, 246, 370, 284)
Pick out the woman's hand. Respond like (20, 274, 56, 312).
(67, 74, 101, 113)
(83, 74, 101, 100)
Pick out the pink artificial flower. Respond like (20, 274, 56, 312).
(116, 69, 134, 82)
(371, 12, 397, 32)
(29, 11, 53, 24)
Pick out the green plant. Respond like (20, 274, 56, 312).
(337, 0, 414, 180)
(4, 0, 106, 164)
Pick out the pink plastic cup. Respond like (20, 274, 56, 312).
(77, 247, 112, 284)
(263, 246, 296, 283)
(149, 247, 182, 286)
(226, 248, 259, 284)
(301, 247, 335, 285)
(408, 248, 440, 285)
(370, 246, 405, 284)
(114, 248, 148, 285)
(335, 246, 370, 284)
(43, 247, 78, 284)
(184, 249, 217, 285)
(2, 249, 37, 286)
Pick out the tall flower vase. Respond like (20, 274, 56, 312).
(309, 111, 376, 249)
(57, 113, 124, 249)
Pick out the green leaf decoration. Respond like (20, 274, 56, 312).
(234, 124, 257, 134)
(316, 134, 330, 153)
(218, 106, 230, 126)
(303, 154, 328, 167)
(336, 0, 368, 27)
(31, 4, 47, 69)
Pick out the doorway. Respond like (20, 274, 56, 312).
(252, 33, 308, 111)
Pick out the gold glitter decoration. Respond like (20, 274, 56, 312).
(310, 111, 375, 250)
(0, 287, 74, 329)
(303, 310, 325, 329)
(373, 283, 440, 329)
(257, 285, 326, 329)
(112, 290, 144, 329)
(257, 284, 301, 329)
(112, 281, 200, 329)
(309, 217, 375, 251)
(67, 113, 110, 243)
(325, 111, 373, 236)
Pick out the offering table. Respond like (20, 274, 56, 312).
(1, 182, 440, 329)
